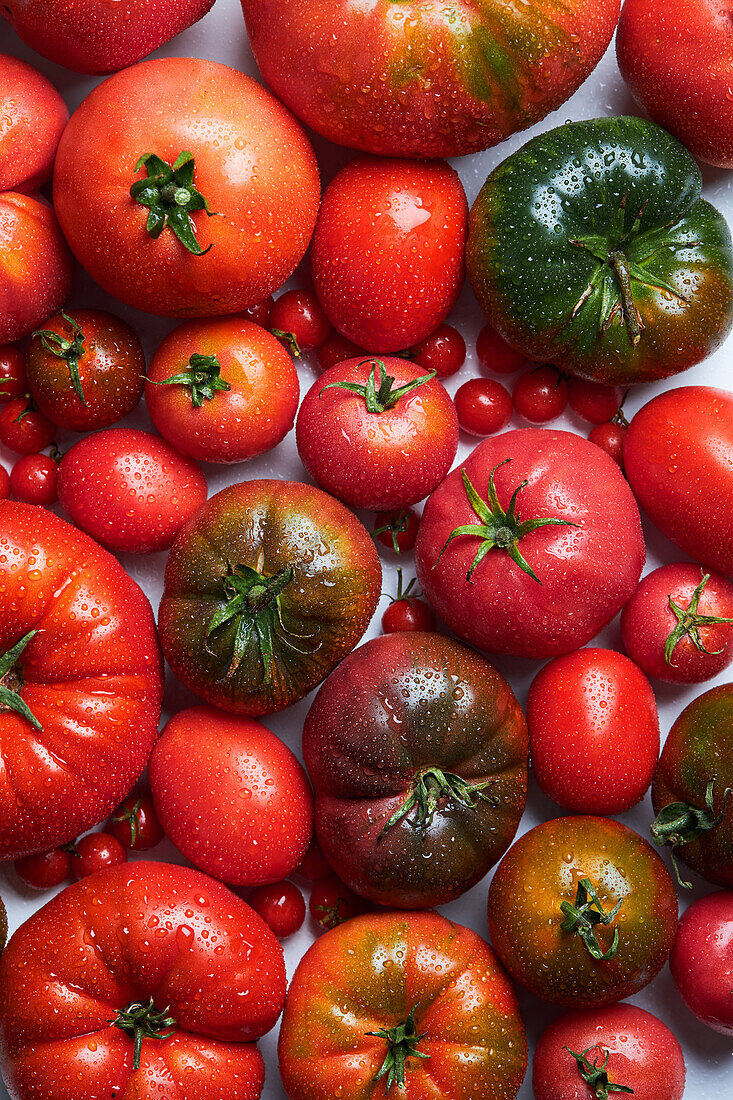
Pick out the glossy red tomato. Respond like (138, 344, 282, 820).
(527, 648, 660, 814)
(513, 366, 568, 424)
(410, 324, 466, 378)
(53, 58, 319, 317)
(269, 290, 331, 354)
(14, 847, 72, 891)
(477, 325, 527, 375)
(373, 508, 420, 554)
(568, 378, 622, 424)
(381, 595, 435, 634)
(589, 415, 628, 467)
(0, 192, 73, 344)
(110, 792, 164, 852)
(149, 705, 313, 886)
(454, 378, 512, 436)
(248, 881, 306, 939)
(315, 331, 364, 373)
(308, 877, 369, 932)
(145, 317, 299, 463)
(0, 862, 286, 1100)
(0, 343, 26, 403)
(240, 296, 273, 328)
(57, 428, 207, 554)
(0, 465, 9, 501)
(293, 839, 331, 883)
(0, 56, 68, 193)
(9, 453, 58, 506)
(70, 832, 127, 880)
(296, 356, 458, 510)
(670, 890, 733, 1036)
(0, 502, 163, 861)
(311, 157, 467, 353)
(0, 398, 55, 455)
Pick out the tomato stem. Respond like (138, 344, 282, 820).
(147, 353, 231, 408)
(130, 151, 220, 255)
(559, 877, 622, 961)
(31, 312, 88, 406)
(378, 766, 497, 840)
(0, 631, 42, 731)
(664, 573, 733, 666)
(367, 1007, 430, 1092)
(564, 1045, 633, 1099)
(112, 998, 176, 1071)
(608, 251, 641, 346)
(320, 358, 436, 413)
(651, 778, 732, 889)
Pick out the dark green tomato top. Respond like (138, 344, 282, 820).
(467, 116, 733, 385)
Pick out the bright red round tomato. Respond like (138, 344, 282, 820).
(269, 289, 331, 354)
(0, 343, 26, 403)
(311, 157, 467, 353)
(527, 648, 660, 814)
(293, 839, 331, 883)
(670, 890, 733, 1036)
(513, 366, 568, 424)
(589, 417, 627, 467)
(0, 862, 286, 1100)
(0, 55, 68, 193)
(0, 193, 73, 344)
(308, 876, 369, 931)
(57, 428, 207, 554)
(70, 831, 127, 880)
(410, 324, 466, 378)
(568, 377, 622, 424)
(149, 705, 313, 887)
(53, 58, 319, 318)
(315, 331, 364, 373)
(14, 847, 72, 891)
(145, 317, 299, 463)
(454, 378, 512, 436)
(110, 792, 164, 851)
(477, 325, 527, 375)
(9, 453, 58, 506)
(381, 596, 435, 634)
(0, 465, 9, 501)
(296, 356, 458, 510)
(0, 398, 55, 455)
(240, 296, 273, 328)
(373, 508, 420, 554)
(248, 881, 306, 939)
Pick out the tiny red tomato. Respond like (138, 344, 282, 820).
(454, 377, 512, 435)
(373, 508, 420, 554)
(110, 792, 164, 851)
(270, 289, 332, 354)
(568, 377, 622, 424)
(513, 366, 568, 423)
(9, 452, 58, 506)
(381, 570, 436, 633)
(588, 418, 627, 466)
(410, 324, 466, 378)
(293, 839, 332, 883)
(241, 296, 274, 327)
(316, 332, 365, 373)
(670, 889, 733, 1036)
(0, 343, 26, 403)
(14, 846, 72, 890)
(0, 397, 55, 455)
(248, 881, 306, 939)
(0, 466, 8, 500)
(70, 832, 127, 880)
(476, 325, 526, 374)
(309, 876, 369, 931)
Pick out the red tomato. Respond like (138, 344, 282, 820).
(148, 705, 313, 887)
(296, 356, 459, 510)
(145, 318, 299, 463)
(0, 192, 73, 344)
(416, 430, 645, 659)
(527, 648, 660, 814)
(0, 398, 55, 454)
(53, 58, 319, 317)
(533, 1003, 685, 1100)
(14, 847, 72, 890)
(315, 331, 364, 373)
(308, 876, 370, 932)
(248, 881, 306, 939)
(70, 831, 127, 879)
(311, 157, 467, 352)
(373, 508, 420, 554)
(293, 839, 332, 883)
(57, 428, 207, 554)
(624, 387, 733, 573)
(0, 465, 8, 500)
(588, 416, 628, 467)
(0, 55, 68, 193)
(269, 289, 332, 354)
(513, 365, 568, 424)
(110, 792, 164, 851)
(0, 343, 26, 403)
(9, 453, 58, 506)
(454, 378, 512, 436)
(381, 571, 436, 634)
(568, 377, 622, 424)
(0, 502, 163, 861)
(477, 324, 526, 374)
(670, 890, 733, 1036)
(240, 296, 273, 328)
(410, 324, 466, 378)
(0, 862, 286, 1099)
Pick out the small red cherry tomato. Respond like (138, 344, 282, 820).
(454, 377, 512, 435)
(110, 792, 164, 851)
(316, 332, 365, 373)
(70, 832, 128, 880)
(309, 875, 369, 931)
(248, 880, 306, 939)
(373, 508, 420, 554)
(0, 397, 55, 454)
(240, 296, 274, 328)
(568, 378, 623, 424)
(0, 343, 27, 403)
(270, 289, 332, 354)
(513, 365, 568, 423)
(14, 846, 72, 890)
(588, 418, 627, 466)
(381, 569, 436, 634)
(476, 325, 526, 374)
(0, 465, 9, 500)
(670, 889, 733, 1036)
(410, 324, 466, 378)
(9, 452, 59, 506)
(293, 839, 332, 883)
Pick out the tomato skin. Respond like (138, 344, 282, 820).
(533, 1003, 685, 1100)
(110, 792, 164, 851)
(248, 881, 305, 939)
(454, 378, 512, 436)
(278, 911, 528, 1100)
(70, 832, 127, 879)
(149, 706, 313, 887)
(568, 378, 622, 424)
(240, 296, 273, 328)
(0, 56, 68, 193)
(311, 158, 467, 353)
(293, 839, 331, 883)
(477, 325, 526, 375)
(512, 366, 568, 424)
(487, 817, 678, 1007)
(14, 847, 72, 890)
(53, 58, 319, 318)
(146, 318, 299, 463)
(670, 890, 733, 1036)
(625, 386, 733, 574)
(315, 331, 363, 373)
(0, 399, 55, 455)
(0, 466, 9, 500)
(0, 344, 26, 403)
(9, 453, 58, 506)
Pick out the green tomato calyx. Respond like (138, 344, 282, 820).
(130, 151, 220, 255)
(0, 631, 42, 731)
(651, 778, 732, 889)
(564, 1045, 634, 1099)
(271, 329, 302, 358)
(367, 1007, 430, 1092)
(664, 573, 733, 666)
(320, 358, 436, 414)
(147, 352, 231, 408)
(373, 509, 413, 554)
(378, 766, 497, 840)
(32, 312, 88, 407)
(112, 998, 176, 1071)
(560, 877, 622, 961)
(112, 797, 143, 847)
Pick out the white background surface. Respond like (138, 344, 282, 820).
(1, 2, 733, 1096)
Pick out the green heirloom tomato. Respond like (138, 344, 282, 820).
(467, 117, 733, 385)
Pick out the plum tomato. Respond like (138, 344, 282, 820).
(110, 792, 164, 852)
(568, 377, 623, 424)
(9, 453, 59, 506)
(0, 193, 73, 345)
(670, 890, 733, 1036)
(148, 706, 313, 887)
(315, 331, 364, 373)
(487, 816, 678, 1007)
(308, 876, 369, 932)
(512, 365, 568, 424)
(0, 398, 55, 455)
(14, 847, 72, 891)
(409, 324, 466, 378)
(269, 289, 332, 355)
(381, 571, 435, 634)
(476, 324, 527, 375)
(248, 881, 306, 939)
(454, 377, 512, 436)
(0, 55, 68, 194)
(311, 157, 467, 353)
(70, 832, 127, 880)
(373, 508, 420, 555)
(527, 648, 660, 814)
(0, 343, 26, 403)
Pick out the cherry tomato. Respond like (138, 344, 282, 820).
(410, 324, 466, 378)
(373, 508, 420, 554)
(0, 397, 55, 455)
(568, 378, 622, 424)
(454, 378, 512, 436)
(309, 876, 369, 931)
(269, 289, 332, 354)
(110, 792, 164, 851)
(240, 296, 274, 327)
(9, 452, 58, 506)
(670, 889, 733, 1036)
(381, 570, 436, 634)
(316, 331, 364, 373)
(70, 832, 127, 880)
(0, 344, 26, 403)
(14, 846, 72, 890)
(476, 325, 526, 374)
(293, 839, 332, 883)
(513, 366, 568, 423)
(588, 416, 628, 467)
(248, 881, 306, 939)
(0, 466, 8, 500)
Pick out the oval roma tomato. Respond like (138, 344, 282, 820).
(241, 0, 620, 158)
(303, 632, 527, 909)
(296, 357, 458, 510)
(624, 386, 733, 575)
(0, 862, 286, 1100)
(0, 192, 74, 344)
(415, 429, 644, 659)
(26, 309, 145, 431)
(467, 117, 733, 386)
(311, 157, 466, 353)
(487, 816, 678, 1007)
(278, 911, 527, 1100)
(533, 1003, 686, 1100)
(651, 684, 733, 890)
(527, 648, 660, 815)
(57, 428, 208, 554)
(159, 480, 381, 715)
(0, 502, 162, 861)
(145, 318, 299, 463)
(0, 55, 68, 193)
(149, 705, 313, 886)
(53, 58, 319, 318)
(670, 890, 733, 1036)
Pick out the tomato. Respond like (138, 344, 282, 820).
(622, 564, 733, 684)
(9, 453, 59, 506)
(2, 1, 215, 73)
(279, 911, 527, 1100)
(410, 324, 466, 379)
(381, 590, 435, 634)
(0, 465, 8, 500)
(159, 479, 381, 715)
(57, 428, 207, 554)
(373, 508, 420, 555)
(512, 366, 568, 424)
(651, 684, 733, 889)
(0, 862, 286, 1100)
(70, 831, 127, 879)
(0, 192, 74, 344)
(670, 890, 733, 1036)
(624, 386, 733, 574)
(145, 317, 299, 463)
(0, 343, 26, 403)
(0, 901, 5, 954)
(26, 309, 145, 431)
(568, 378, 622, 424)
(454, 378, 512, 436)
(296, 357, 458, 510)
(242, 0, 620, 158)
(617, 1, 733, 169)
(14, 847, 72, 890)
(588, 413, 628, 468)
(269, 290, 331, 355)
(308, 876, 369, 931)
(248, 881, 306, 939)
(0, 398, 55, 455)
(416, 429, 645, 659)
(527, 648, 660, 814)
(303, 632, 527, 908)
(0, 502, 163, 861)
(0, 55, 68, 193)
(149, 705, 313, 887)
(294, 840, 331, 884)
(240, 296, 273, 328)
(477, 325, 527, 375)
(487, 816, 678, 1007)
(53, 58, 319, 318)
(110, 792, 164, 852)
(468, 117, 733, 385)
(311, 158, 467, 352)
(533, 1003, 685, 1100)
(315, 331, 364, 373)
